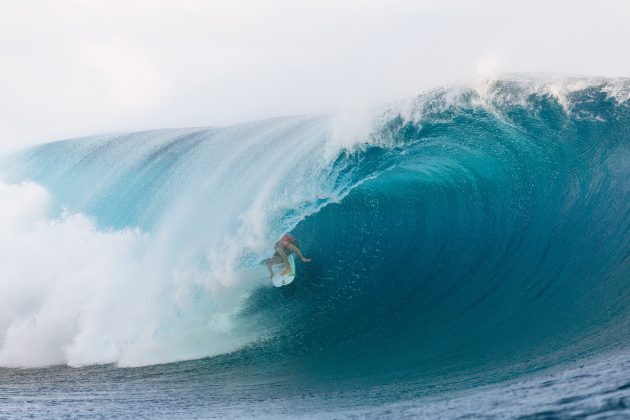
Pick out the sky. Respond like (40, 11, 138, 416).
(1, 0, 629, 151)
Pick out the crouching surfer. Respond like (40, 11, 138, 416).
(264, 234, 311, 278)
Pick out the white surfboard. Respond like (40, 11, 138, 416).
(272, 254, 296, 287)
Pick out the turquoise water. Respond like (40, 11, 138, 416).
(0, 76, 629, 417)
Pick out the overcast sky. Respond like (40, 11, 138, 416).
(1, 0, 629, 151)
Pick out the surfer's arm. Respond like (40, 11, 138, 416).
(286, 244, 311, 262)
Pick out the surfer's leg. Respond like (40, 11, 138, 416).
(276, 246, 292, 275)
(265, 259, 274, 278)
(264, 254, 282, 278)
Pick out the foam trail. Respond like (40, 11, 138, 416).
(0, 181, 260, 367)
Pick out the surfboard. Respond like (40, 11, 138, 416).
(272, 254, 296, 287)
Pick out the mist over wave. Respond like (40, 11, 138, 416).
(0, 75, 628, 392)
(0, 115, 371, 367)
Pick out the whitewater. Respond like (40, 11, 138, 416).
(0, 75, 629, 418)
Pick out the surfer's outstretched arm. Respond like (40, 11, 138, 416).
(286, 243, 311, 262)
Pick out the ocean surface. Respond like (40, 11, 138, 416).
(0, 75, 629, 418)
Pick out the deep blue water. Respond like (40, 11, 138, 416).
(0, 76, 629, 418)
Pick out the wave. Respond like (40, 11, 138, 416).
(0, 76, 628, 393)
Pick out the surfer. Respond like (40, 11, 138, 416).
(264, 234, 311, 278)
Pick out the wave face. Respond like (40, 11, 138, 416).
(0, 76, 629, 394)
